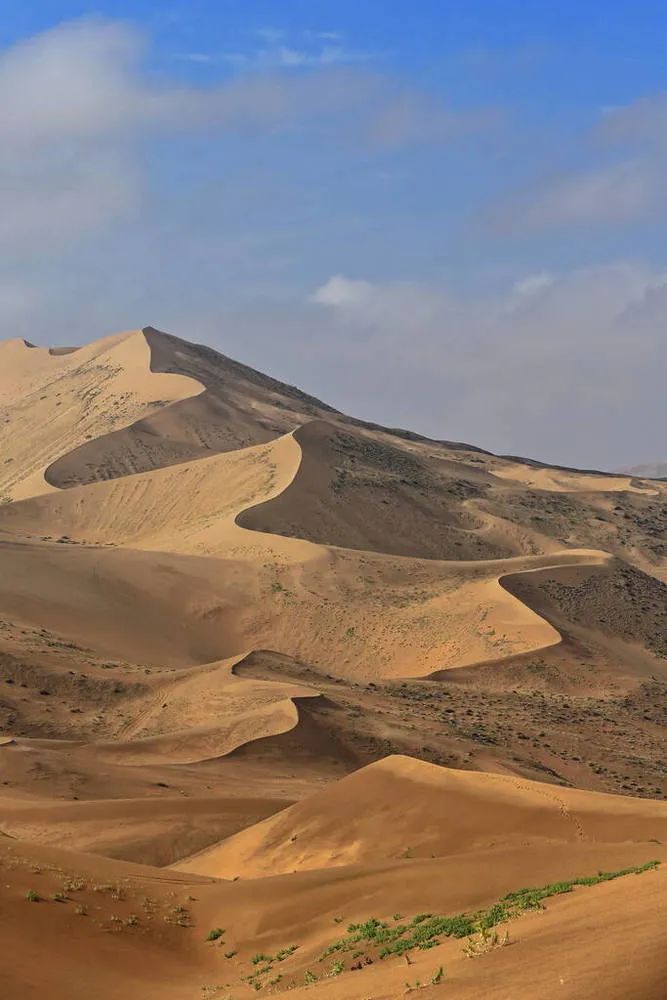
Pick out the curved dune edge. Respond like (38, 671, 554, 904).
(175, 753, 667, 878)
(90, 651, 322, 766)
(422, 549, 612, 678)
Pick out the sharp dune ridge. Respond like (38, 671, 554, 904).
(0, 327, 665, 999)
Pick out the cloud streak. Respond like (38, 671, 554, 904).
(0, 16, 494, 255)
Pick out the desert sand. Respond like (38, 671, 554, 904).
(0, 327, 665, 998)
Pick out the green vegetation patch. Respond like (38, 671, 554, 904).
(318, 860, 659, 963)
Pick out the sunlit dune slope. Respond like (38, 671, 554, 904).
(0, 532, 611, 683)
(177, 755, 667, 878)
(283, 862, 667, 1000)
(0, 430, 305, 555)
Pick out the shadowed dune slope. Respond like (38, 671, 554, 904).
(177, 755, 667, 878)
(238, 420, 515, 560)
(0, 794, 291, 866)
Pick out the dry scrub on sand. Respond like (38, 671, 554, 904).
(0, 327, 666, 999)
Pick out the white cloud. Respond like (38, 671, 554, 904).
(310, 275, 374, 308)
(311, 275, 447, 331)
(0, 18, 142, 147)
(512, 271, 554, 297)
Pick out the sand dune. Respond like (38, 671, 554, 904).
(178, 754, 667, 878)
(283, 861, 667, 1000)
(1, 327, 666, 999)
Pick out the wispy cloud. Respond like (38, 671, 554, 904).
(185, 25, 373, 72)
(495, 160, 657, 231)
(176, 43, 366, 73)
(598, 91, 667, 147)
(304, 30, 344, 43)
(177, 52, 215, 64)
(220, 43, 369, 71)
(0, 16, 495, 254)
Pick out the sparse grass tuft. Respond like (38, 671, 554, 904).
(431, 966, 445, 984)
(462, 926, 510, 958)
(275, 945, 298, 961)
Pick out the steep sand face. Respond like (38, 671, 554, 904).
(1, 328, 666, 1000)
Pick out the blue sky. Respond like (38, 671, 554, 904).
(1, 2, 665, 468)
